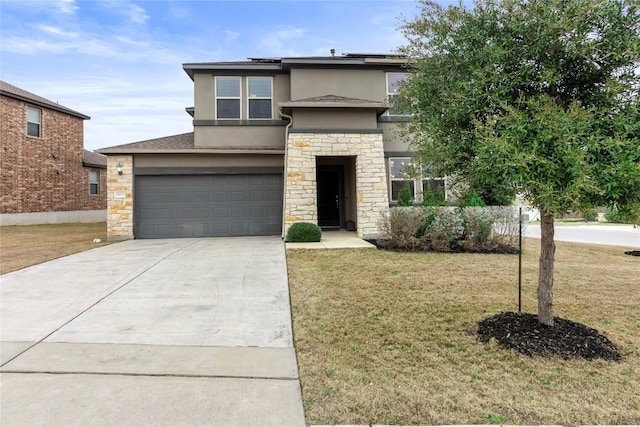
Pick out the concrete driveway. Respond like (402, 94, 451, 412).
(0, 237, 305, 426)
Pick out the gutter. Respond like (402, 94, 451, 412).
(279, 108, 293, 239)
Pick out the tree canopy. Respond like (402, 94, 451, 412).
(399, 0, 640, 325)
(400, 0, 640, 219)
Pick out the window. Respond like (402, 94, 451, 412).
(216, 77, 241, 119)
(27, 106, 41, 137)
(388, 157, 446, 203)
(386, 72, 408, 115)
(389, 157, 415, 202)
(247, 77, 272, 119)
(89, 170, 99, 195)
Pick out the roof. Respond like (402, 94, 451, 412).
(279, 94, 388, 115)
(82, 149, 107, 168)
(96, 132, 284, 155)
(0, 80, 90, 120)
(183, 53, 407, 80)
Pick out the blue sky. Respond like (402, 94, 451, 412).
(1, 0, 429, 150)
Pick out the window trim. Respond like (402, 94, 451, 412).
(388, 157, 446, 204)
(388, 157, 415, 203)
(246, 77, 273, 120)
(89, 170, 100, 195)
(26, 106, 42, 138)
(385, 72, 409, 116)
(215, 76, 242, 120)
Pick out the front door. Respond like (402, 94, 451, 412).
(316, 166, 343, 228)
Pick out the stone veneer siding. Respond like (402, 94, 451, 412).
(284, 131, 389, 238)
(106, 156, 133, 240)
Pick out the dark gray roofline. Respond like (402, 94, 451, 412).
(82, 149, 107, 168)
(98, 148, 284, 155)
(182, 54, 407, 80)
(0, 80, 90, 120)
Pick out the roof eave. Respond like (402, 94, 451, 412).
(97, 148, 285, 155)
(0, 91, 90, 120)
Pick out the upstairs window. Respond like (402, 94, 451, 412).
(247, 77, 272, 119)
(216, 77, 241, 119)
(89, 170, 99, 195)
(27, 106, 41, 137)
(386, 72, 408, 115)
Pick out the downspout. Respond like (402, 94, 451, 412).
(279, 107, 293, 239)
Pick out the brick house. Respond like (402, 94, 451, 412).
(0, 80, 107, 225)
(98, 53, 445, 240)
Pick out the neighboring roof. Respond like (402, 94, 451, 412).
(96, 132, 284, 155)
(0, 80, 90, 120)
(183, 53, 407, 80)
(279, 94, 388, 115)
(82, 149, 107, 168)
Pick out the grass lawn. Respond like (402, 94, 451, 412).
(287, 239, 640, 425)
(0, 222, 111, 274)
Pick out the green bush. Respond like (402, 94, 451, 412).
(464, 191, 486, 207)
(396, 183, 414, 207)
(287, 222, 322, 242)
(604, 205, 633, 224)
(461, 207, 495, 246)
(422, 185, 447, 206)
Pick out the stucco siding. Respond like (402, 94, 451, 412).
(134, 153, 284, 168)
(290, 69, 386, 101)
(194, 125, 286, 148)
(292, 108, 378, 129)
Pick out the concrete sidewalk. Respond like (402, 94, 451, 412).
(1, 237, 305, 426)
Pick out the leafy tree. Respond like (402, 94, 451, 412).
(399, 0, 640, 325)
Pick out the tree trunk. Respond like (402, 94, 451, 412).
(537, 212, 556, 326)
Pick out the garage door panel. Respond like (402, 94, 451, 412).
(135, 174, 282, 238)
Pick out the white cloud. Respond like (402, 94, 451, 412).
(55, 0, 78, 14)
(116, 36, 150, 48)
(225, 30, 240, 43)
(258, 27, 306, 56)
(127, 4, 149, 24)
(98, 0, 149, 25)
(34, 24, 79, 38)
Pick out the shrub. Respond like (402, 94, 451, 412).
(421, 207, 465, 251)
(464, 191, 486, 207)
(287, 222, 322, 242)
(604, 205, 635, 224)
(462, 207, 495, 243)
(378, 207, 424, 249)
(396, 183, 414, 207)
(422, 185, 447, 206)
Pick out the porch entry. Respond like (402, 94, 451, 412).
(316, 156, 356, 229)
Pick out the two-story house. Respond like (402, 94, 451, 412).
(1, 80, 107, 225)
(99, 53, 444, 240)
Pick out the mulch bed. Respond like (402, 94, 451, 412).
(366, 239, 519, 254)
(477, 312, 622, 361)
(624, 250, 640, 256)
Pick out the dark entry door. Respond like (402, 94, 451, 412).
(317, 166, 343, 228)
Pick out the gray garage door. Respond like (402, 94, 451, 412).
(135, 174, 283, 238)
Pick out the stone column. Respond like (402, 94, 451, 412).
(284, 131, 389, 239)
(106, 156, 133, 240)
